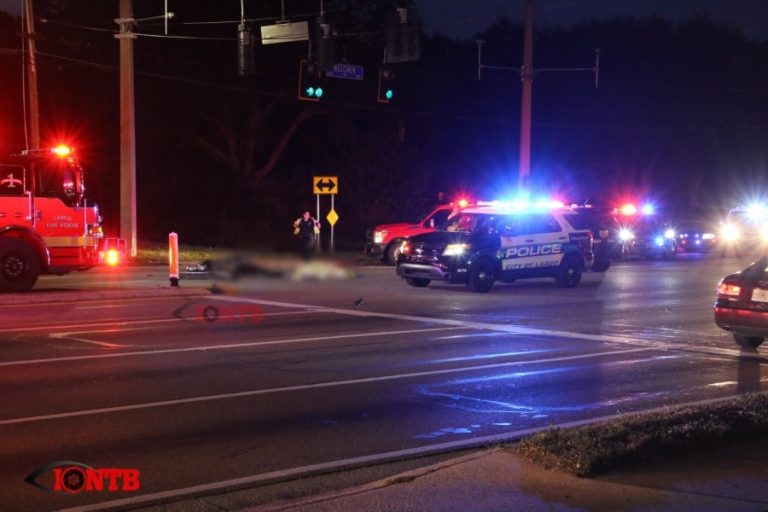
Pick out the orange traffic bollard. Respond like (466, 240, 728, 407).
(169, 232, 179, 287)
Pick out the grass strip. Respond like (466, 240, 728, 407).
(517, 393, 768, 477)
(131, 245, 220, 265)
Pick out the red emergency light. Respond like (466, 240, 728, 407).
(619, 203, 637, 216)
(51, 144, 74, 158)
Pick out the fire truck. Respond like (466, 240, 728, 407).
(0, 145, 123, 292)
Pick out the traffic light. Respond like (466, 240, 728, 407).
(298, 60, 324, 101)
(377, 67, 394, 103)
(315, 16, 334, 72)
(237, 23, 254, 76)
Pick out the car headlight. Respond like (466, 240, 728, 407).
(721, 224, 740, 242)
(664, 228, 675, 240)
(618, 228, 634, 242)
(443, 243, 468, 256)
(702, 233, 715, 240)
(373, 230, 386, 244)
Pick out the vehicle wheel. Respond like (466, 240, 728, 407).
(591, 260, 611, 272)
(405, 277, 430, 288)
(733, 334, 764, 349)
(0, 239, 41, 292)
(556, 255, 582, 288)
(385, 241, 402, 265)
(662, 248, 677, 260)
(467, 258, 496, 293)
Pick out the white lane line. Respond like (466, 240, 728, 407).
(50, 336, 124, 349)
(57, 389, 768, 512)
(0, 309, 327, 335)
(0, 296, 184, 310)
(210, 296, 657, 345)
(0, 326, 468, 368)
(0, 347, 650, 426)
(211, 296, 768, 361)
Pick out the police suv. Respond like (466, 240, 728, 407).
(396, 204, 595, 292)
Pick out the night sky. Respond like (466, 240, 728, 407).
(2, 1, 765, 41)
(416, 0, 768, 41)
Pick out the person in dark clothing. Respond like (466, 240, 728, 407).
(293, 211, 320, 260)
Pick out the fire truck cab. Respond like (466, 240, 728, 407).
(0, 146, 120, 292)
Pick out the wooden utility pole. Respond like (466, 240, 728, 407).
(116, 0, 137, 257)
(23, 0, 40, 149)
(518, 0, 534, 189)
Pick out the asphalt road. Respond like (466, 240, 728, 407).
(0, 253, 766, 511)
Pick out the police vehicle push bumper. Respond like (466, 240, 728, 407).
(396, 261, 465, 283)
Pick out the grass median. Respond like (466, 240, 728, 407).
(516, 393, 768, 477)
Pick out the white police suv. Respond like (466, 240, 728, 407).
(396, 202, 595, 292)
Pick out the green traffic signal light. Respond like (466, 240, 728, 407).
(385, 89, 393, 100)
(305, 86, 323, 98)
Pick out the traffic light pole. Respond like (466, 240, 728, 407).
(117, 0, 138, 258)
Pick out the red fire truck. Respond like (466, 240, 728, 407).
(0, 145, 123, 292)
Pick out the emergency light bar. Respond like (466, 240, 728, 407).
(618, 203, 656, 216)
(476, 198, 565, 211)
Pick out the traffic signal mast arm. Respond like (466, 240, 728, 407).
(475, 40, 600, 87)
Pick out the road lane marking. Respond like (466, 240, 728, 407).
(56, 389, 768, 512)
(210, 296, 768, 361)
(0, 309, 327, 335)
(210, 296, 660, 345)
(0, 347, 651, 426)
(49, 336, 124, 349)
(0, 326, 469, 368)
(0, 296, 186, 310)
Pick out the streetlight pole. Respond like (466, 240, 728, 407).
(23, 0, 40, 149)
(518, 0, 534, 189)
(116, 0, 137, 258)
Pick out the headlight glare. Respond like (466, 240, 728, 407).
(618, 228, 634, 242)
(443, 243, 468, 256)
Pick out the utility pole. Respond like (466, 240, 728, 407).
(519, 0, 534, 189)
(23, 0, 40, 149)
(116, 0, 137, 258)
(475, 0, 598, 190)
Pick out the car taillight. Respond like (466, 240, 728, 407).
(717, 282, 741, 299)
(400, 241, 411, 255)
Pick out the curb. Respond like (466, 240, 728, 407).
(246, 449, 499, 512)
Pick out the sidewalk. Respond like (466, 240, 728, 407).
(249, 440, 768, 512)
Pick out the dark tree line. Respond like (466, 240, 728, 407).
(0, 2, 766, 249)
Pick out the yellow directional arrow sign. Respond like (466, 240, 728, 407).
(313, 176, 338, 195)
(326, 208, 339, 226)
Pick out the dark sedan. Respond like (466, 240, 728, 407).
(714, 256, 768, 348)
(676, 220, 718, 253)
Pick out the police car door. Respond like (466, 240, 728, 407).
(499, 213, 566, 275)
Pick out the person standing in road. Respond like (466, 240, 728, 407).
(293, 211, 321, 260)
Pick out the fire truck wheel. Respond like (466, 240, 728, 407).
(0, 239, 41, 292)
